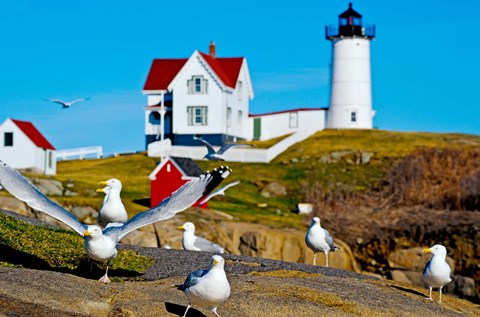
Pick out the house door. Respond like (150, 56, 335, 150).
(253, 117, 261, 140)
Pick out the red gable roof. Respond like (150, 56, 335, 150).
(143, 58, 188, 91)
(143, 52, 244, 91)
(11, 119, 55, 150)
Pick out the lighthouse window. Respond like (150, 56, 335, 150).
(289, 112, 299, 128)
(351, 112, 357, 123)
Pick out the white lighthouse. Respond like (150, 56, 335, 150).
(326, 3, 376, 129)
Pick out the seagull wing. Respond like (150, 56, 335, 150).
(197, 167, 231, 205)
(0, 161, 87, 235)
(193, 137, 216, 155)
(193, 236, 224, 253)
(217, 143, 253, 155)
(324, 229, 336, 252)
(198, 180, 239, 205)
(104, 171, 216, 242)
(69, 97, 90, 105)
(44, 99, 67, 107)
(181, 269, 209, 290)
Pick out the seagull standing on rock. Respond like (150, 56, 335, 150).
(305, 217, 338, 267)
(422, 244, 452, 303)
(178, 222, 225, 253)
(96, 178, 128, 228)
(0, 160, 228, 283)
(180, 255, 231, 317)
(43, 97, 90, 108)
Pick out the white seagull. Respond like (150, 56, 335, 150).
(43, 97, 90, 108)
(198, 180, 240, 205)
(178, 222, 225, 253)
(305, 217, 338, 267)
(422, 244, 452, 303)
(96, 178, 128, 228)
(180, 255, 231, 317)
(193, 136, 253, 161)
(0, 160, 228, 283)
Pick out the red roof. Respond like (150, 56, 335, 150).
(143, 58, 188, 91)
(11, 119, 55, 150)
(143, 52, 244, 91)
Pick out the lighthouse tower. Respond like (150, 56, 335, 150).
(325, 3, 376, 129)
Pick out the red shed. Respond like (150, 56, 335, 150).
(149, 156, 208, 208)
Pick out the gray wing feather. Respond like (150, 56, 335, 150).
(105, 173, 212, 241)
(324, 229, 336, 252)
(198, 180, 239, 205)
(193, 236, 224, 252)
(0, 161, 87, 235)
(182, 269, 209, 290)
(193, 137, 216, 155)
(217, 143, 252, 155)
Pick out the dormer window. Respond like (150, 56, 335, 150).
(351, 111, 357, 123)
(188, 76, 208, 94)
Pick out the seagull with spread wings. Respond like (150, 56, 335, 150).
(193, 136, 253, 161)
(0, 161, 230, 283)
(43, 97, 90, 108)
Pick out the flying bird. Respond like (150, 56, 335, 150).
(198, 180, 240, 205)
(422, 244, 452, 303)
(193, 136, 253, 161)
(43, 97, 90, 108)
(178, 222, 225, 253)
(96, 178, 128, 228)
(179, 255, 231, 317)
(0, 161, 229, 283)
(305, 217, 339, 267)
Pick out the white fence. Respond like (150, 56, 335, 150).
(148, 128, 320, 163)
(56, 146, 103, 161)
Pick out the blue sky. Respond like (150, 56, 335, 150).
(0, 1, 479, 153)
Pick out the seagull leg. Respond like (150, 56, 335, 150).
(313, 253, 317, 266)
(427, 286, 433, 301)
(182, 304, 191, 317)
(438, 286, 443, 303)
(325, 252, 329, 267)
(212, 306, 221, 317)
(98, 266, 111, 284)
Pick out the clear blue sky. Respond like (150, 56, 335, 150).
(0, 1, 478, 153)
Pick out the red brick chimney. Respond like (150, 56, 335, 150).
(209, 41, 216, 58)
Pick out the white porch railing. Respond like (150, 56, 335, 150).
(56, 146, 103, 161)
(148, 128, 320, 163)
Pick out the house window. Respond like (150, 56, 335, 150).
(4, 132, 13, 146)
(48, 151, 53, 168)
(187, 76, 208, 94)
(351, 111, 357, 123)
(187, 106, 208, 126)
(289, 112, 298, 128)
(227, 107, 232, 127)
(238, 110, 243, 125)
(237, 81, 243, 101)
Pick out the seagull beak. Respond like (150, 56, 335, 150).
(423, 248, 432, 253)
(83, 230, 91, 237)
(96, 188, 105, 193)
(177, 225, 184, 230)
(98, 181, 108, 186)
(213, 259, 219, 265)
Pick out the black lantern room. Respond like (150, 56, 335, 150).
(325, 3, 375, 40)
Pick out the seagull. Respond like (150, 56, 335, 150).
(305, 217, 338, 267)
(96, 178, 128, 228)
(198, 180, 240, 205)
(193, 136, 253, 161)
(43, 97, 90, 108)
(422, 244, 452, 303)
(180, 255, 231, 317)
(0, 160, 229, 283)
(178, 222, 225, 253)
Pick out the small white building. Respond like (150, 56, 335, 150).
(0, 118, 56, 175)
(143, 41, 254, 147)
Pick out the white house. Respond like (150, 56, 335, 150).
(0, 118, 56, 175)
(143, 41, 254, 148)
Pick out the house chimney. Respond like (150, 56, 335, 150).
(209, 41, 216, 58)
